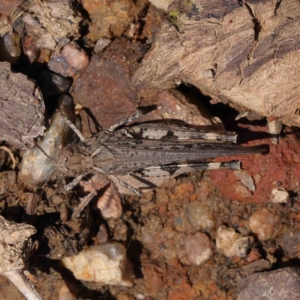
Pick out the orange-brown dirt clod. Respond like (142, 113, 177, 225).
(210, 125, 300, 204)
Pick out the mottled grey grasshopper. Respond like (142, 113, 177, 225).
(54, 110, 266, 215)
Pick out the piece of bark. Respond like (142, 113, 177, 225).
(0, 62, 46, 150)
(133, 0, 300, 127)
(78, 174, 122, 219)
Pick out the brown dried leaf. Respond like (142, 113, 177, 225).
(79, 174, 122, 219)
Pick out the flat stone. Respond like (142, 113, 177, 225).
(72, 38, 144, 136)
(237, 267, 300, 300)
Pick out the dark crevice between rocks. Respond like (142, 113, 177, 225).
(240, 1, 262, 41)
(175, 83, 272, 147)
(274, 0, 283, 15)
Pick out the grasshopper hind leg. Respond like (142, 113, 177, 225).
(110, 175, 143, 197)
(65, 174, 85, 191)
(134, 160, 241, 178)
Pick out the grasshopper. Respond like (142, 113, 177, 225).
(53, 110, 266, 217)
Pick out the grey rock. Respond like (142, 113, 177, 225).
(237, 267, 300, 300)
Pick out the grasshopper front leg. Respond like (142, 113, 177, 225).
(110, 175, 143, 197)
(62, 115, 87, 143)
(106, 110, 143, 133)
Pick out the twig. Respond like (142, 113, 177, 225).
(5, 270, 43, 300)
(0, 216, 43, 300)
(0, 146, 17, 169)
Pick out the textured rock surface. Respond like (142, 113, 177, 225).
(48, 43, 89, 77)
(133, 0, 300, 127)
(72, 38, 143, 136)
(237, 267, 300, 300)
(22, 0, 81, 50)
(81, 0, 147, 41)
(0, 216, 36, 273)
(0, 62, 46, 149)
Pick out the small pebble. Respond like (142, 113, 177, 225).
(48, 43, 89, 77)
(267, 119, 282, 145)
(58, 281, 77, 300)
(19, 95, 79, 187)
(271, 188, 289, 204)
(245, 249, 261, 263)
(96, 224, 109, 244)
(22, 35, 40, 62)
(234, 170, 256, 192)
(216, 226, 253, 257)
(51, 195, 63, 206)
(94, 38, 111, 52)
(185, 202, 215, 231)
(278, 231, 300, 257)
(0, 32, 21, 63)
(62, 242, 134, 286)
(185, 232, 212, 265)
(249, 208, 281, 241)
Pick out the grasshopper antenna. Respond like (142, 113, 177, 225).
(34, 142, 57, 162)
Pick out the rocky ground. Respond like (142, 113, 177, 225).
(1, 1, 300, 300)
